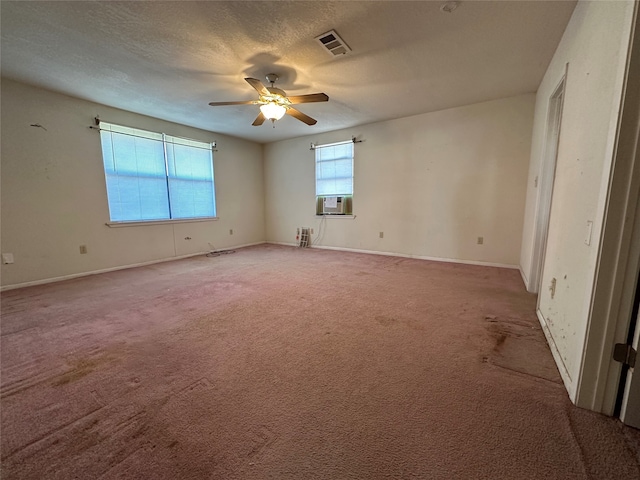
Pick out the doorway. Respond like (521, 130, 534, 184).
(528, 73, 566, 294)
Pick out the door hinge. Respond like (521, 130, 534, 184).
(613, 343, 637, 368)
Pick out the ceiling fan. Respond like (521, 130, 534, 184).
(208, 73, 329, 126)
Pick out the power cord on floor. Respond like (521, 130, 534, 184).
(206, 250, 236, 258)
(206, 242, 236, 257)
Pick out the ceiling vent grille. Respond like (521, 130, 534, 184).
(315, 30, 351, 56)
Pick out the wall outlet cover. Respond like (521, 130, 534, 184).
(2, 253, 14, 264)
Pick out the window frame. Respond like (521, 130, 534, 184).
(99, 122, 217, 225)
(314, 140, 354, 216)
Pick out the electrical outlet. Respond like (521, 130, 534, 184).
(79, 245, 88, 254)
(379, 232, 384, 238)
(2, 253, 14, 264)
(229, 229, 233, 235)
(477, 236, 484, 245)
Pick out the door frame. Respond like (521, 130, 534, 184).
(528, 72, 567, 294)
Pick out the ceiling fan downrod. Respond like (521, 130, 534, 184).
(265, 73, 279, 87)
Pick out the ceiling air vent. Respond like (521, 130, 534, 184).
(315, 30, 351, 57)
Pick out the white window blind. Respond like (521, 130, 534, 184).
(315, 142, 354, 196)
(100, 123, 216, 222)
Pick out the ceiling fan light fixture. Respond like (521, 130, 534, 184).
(260, 102, 286, 120)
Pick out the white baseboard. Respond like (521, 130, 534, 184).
(268, 242, 518, 269)
(0, 241, 266, 291)
(5, 240, 519, 291)
(270, 241, 299, 248)
(519, 266, 530, 289)
(536, 308, 575, 399)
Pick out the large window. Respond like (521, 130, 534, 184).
(99, 122, 216, 223)
(315, 140, 354, 215)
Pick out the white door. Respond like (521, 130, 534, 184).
(593, 4, 640, 423)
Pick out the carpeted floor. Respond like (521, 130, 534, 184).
(1, 244, 639, 479)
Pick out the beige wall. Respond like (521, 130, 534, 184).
(519, 0, 635, 399)
(264, 94, 535, 267)
(0, 79, 265, 288)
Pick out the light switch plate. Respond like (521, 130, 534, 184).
(585, 220, 593, 246)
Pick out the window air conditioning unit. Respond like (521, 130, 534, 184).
(322, 196, 345, 215)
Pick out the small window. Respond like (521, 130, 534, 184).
(99, 122, 216, 223)
(315, 141, 353, 215)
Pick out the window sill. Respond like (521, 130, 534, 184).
(315, 215, 356, 219)
(106, 217, 218, 228)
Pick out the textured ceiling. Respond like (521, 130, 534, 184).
(1, 1, 576, 144)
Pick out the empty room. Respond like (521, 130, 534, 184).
(2, 1, 640, 478)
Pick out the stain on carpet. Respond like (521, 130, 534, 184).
(494, 333, 507, 349)
(484, 316, 562, 384)
(355, 271, 372, 276)
(52, 354, 116, 386)
(375, 314, 426, 332)
(375, 315, 397, 326)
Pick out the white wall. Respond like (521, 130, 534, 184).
(519, 0, 635, 400)
(0, 79, 265, 288)
(264, 94, 535, 267)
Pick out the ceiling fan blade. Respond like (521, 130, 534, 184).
(252, 112, 266, 126)
(287, 93, 329, 104)
(208, 100, 256, 106)
(245, 77, 270, 96)
(286, 108, 317, 126)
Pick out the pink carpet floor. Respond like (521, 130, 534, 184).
(1, 244, 639, 479)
